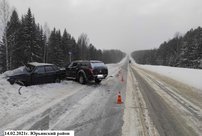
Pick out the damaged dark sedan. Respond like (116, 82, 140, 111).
(7, 62, 66, 86)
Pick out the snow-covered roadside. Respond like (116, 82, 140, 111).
(122, 66, 159, 136)
(130, 56, 202, 90)
(0, 58, 126, 133)
(138, 65, 202, 90)
(0, 78, 83, 128)
(122, 67, 139, 136)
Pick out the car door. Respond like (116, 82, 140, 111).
(66, 62, 73, 77)
(45, 65, 56, 83)
(66, 62, 78, 79)
(31, 66, 46, 84)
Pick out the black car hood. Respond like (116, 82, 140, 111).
(3, 66, 30, 78)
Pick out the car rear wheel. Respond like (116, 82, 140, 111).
(79, 74, 86, 84)
(55, 78, 61, 83)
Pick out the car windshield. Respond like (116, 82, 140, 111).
(91, 62, 105, 68)
(52, 65, 59, 71)
(25, 64, 35, 72)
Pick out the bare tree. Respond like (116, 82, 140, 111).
(0, 0, 11, 70)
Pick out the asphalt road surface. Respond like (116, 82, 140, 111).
(51, 61, 128, 136)
(49, 59, 202, 136)
(124, 63, 202, 136)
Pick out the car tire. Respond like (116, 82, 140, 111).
(79, 74, 86, 84)
(55, 78, 61, 83)
(9, 80, 15, 85)
(95, 78, 102, 84)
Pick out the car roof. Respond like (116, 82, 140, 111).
(90, 60, 103, 63)
(72, 60, 103, 63)
(28, 62, 54, 66)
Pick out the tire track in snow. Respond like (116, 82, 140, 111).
(132, 65, 202, 135)
(122, 65, 159, 136)
(51, 61, 128, 136)
(130, 65, 198, 136)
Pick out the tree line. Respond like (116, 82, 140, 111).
(131, 27, 202, 69)
(0, 6, 125, 72)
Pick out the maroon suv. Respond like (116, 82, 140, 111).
(65, 60, 108, 84)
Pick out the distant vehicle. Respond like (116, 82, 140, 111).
(7, 62, 66, 86)
(129, 60, 131, 63)
(66, 60, 108, 84)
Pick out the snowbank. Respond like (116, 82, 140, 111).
(137, 64, 202, 90)
(0, 77, 79, 127)
(0, 67, 85, 129)
(129, 54, 202, 90)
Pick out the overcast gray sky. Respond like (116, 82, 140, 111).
(8, 0, 202, 53)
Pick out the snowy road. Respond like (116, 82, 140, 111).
(0, 58, 128, 136)
(1, 57, 202, 136)
(51, 62, 128, 136)
(123, 63, 202, 136)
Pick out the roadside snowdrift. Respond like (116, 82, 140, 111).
(137, 65, 202, 90)
(130, 55, 202, 90)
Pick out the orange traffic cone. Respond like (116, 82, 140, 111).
(117, 92, 122, 104)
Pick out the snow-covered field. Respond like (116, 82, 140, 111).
(0, 58, 126, 134)
(130, 57, 202, 90)
(138, 65, 202, 90)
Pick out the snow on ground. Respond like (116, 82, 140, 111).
(130, 56, 202, 90)
(122, 66, 159, 136)
(0, 58, 126, 132)
(137, 65, 202, 90)
(0, 77, 82, 128)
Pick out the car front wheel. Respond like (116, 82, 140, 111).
(79, 74, 86, 84)
(55, 78, 61, 83)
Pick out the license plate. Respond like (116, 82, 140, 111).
(97, 74, 104, 78)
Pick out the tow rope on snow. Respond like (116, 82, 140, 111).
(18, 86, 23, 95)
(15, 80, 25, 95)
